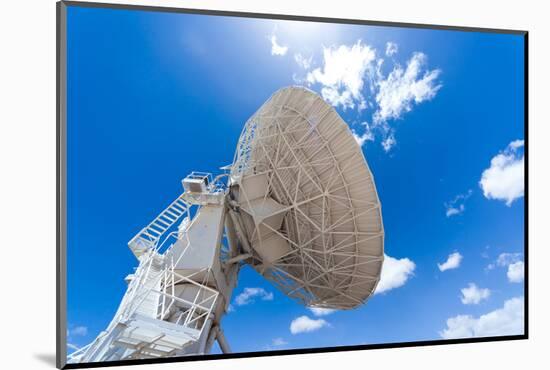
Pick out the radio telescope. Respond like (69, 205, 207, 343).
(68, 87, 384, 363)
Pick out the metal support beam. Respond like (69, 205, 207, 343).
(216, 327, 231, 354)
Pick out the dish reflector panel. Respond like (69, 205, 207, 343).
(230, 87, 384, 309)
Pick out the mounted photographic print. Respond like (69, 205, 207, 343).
(57, 1, 527, 368)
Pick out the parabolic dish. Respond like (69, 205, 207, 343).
(229, 86, 384, 309)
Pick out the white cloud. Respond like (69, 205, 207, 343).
(438, 252, 463, 272)
(479, 140, 524, 206)
(481, 245, 490, 259)
(272, 337, 288, 346)
(374, 52, 442, 125)
(234, 287, 274, 306)
(290, 316, 328, 334)
(69, 326, 88, 337)
(264, 337, 289, 350)
(385, 42, 398, 57)
(307, 40, 376, 110)
(487, 253, 524, 282)
(270, 34, 288, 56)
(460, 283, 491, 305)
(308, 307, 337, 316)
(352, 128, 374, 147)
(374, 254, 416, 294)
(351, 121, 374, 146)
(294, 53, 313, 69)
(288, 41, 441, 152)
(509, 139, 524, 150)
(507, 261, 524, 283)
(381, 133, 396, 152)
(496, 252, 522, 267)
(444, 190, 473, 217)
(440, 296, 524, 339)
(445, 205, 464, 217)
(320, 87, 355, 110)
(373, 52, 441, 151)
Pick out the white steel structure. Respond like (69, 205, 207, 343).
(68, 87, 383, 363)
(229, 87, 384, 309)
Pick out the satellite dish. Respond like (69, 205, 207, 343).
(228, 87, 384, 309)
(68, 86, 384, 364)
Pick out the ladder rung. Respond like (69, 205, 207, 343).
(149, 224, 166, 234)
(175, 199, 187, 207)
(146, 227, 162, 236)
(169, 204, 185, 215)
(165, 210, 180, 219)
(142, 231, 158, 240)
(148, 228, 165, 238)
(160, 214, 176, 222)
(155, 218, 171, 227)
(171, 203, 186, 212)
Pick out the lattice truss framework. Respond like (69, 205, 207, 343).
(231, 87, 385, 310)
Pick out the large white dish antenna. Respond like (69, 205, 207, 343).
(229, 86, 384, 309)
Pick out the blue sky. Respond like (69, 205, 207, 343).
(66, 6, 525, 354)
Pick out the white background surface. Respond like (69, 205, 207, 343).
(0, 0, 547, 368)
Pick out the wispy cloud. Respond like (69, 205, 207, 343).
(486, 252, 524, 283)
(67, 324, 88, 352)
(352, 130, 374, 147)
(270, 34, 288, 56)
(272, 337, 288, 346)
(68, 325, 88, 337)
(381, 134, 396, 152)
(234, 287, 274, 306)
(351, 121, 375, 148)
(444, 190, 473, 217)
(294, 53, 313, 69)
(480, 140, 524, 206)
(374, 254, 416, 294)
(496, 252, 522, 267)
(308, 307, 337, 316)
(445, 205, 464, 217)
(374, 52, 442, 126)
(290, 316, 329, 334)
(438, 252, 463, 272)
(440, 297, 524, 339)
(460, 283, 490, 305)
(385, 42, 398, 57)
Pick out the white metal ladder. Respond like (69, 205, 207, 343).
(128, 194, 188, 257)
